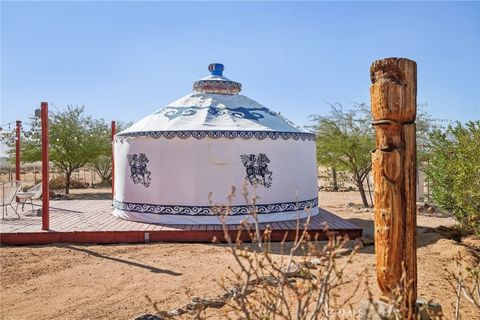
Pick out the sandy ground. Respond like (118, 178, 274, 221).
(1, 191, 479, 319)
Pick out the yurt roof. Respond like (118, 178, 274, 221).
(118, 63, 315, 141)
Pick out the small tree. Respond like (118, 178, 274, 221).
(424, 121, 480, 233)
(310, 103, 374, 207)
(416, 103, 440, 161)
(19, 106, 107, 194)
(90, 154, 112, 186)
(316, 145, 342, 191)
(89, 121, 131, 186)
(311, 103, 436, 207)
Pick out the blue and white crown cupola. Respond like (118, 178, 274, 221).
(193, 63, 242, 95)
(113, 63, 319, 225)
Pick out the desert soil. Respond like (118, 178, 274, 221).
(1, 191, 479, 319)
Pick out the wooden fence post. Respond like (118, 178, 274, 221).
(370, 58, 417, 312)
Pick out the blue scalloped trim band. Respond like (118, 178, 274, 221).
(113, 197, 318, 216)
(116, 130, 316, 141)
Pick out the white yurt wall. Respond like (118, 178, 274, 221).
(113, 63, 318, 224)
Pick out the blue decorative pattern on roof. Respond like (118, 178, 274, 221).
(113, 197, 318, 216)
(193, 79, 242, 95)
(116, 130, 316, 141)
(157, 105, 278, 121)
(193, 63, 242, 94)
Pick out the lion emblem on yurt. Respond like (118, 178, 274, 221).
(240, 153, 273, 188)
(127, 153, 152, 187)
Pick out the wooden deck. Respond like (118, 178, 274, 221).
(0, 200, 362, 245)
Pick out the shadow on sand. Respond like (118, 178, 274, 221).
(64, 192, 112, 200)
(345, 217, 455, 254)
(56, 244, 183, 276)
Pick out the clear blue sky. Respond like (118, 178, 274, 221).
(1, 1, 479, 133)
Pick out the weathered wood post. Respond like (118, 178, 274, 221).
(370, 58, 417, 311)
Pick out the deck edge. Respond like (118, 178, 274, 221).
(0, 228, 362, 245)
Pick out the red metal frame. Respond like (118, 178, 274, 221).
(15, 120, 21, 201)
(41, 102, 49, 230)
(111, 121, 116, 200)
(15, 121, 21, 182)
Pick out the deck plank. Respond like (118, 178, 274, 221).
(0, 200, 362, 245)
(197, 224, 208, 231)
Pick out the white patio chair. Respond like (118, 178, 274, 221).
(16, 182, 42, 213)
(1, 180, 22, 219)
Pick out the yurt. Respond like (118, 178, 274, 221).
(113, 63, 318, 224)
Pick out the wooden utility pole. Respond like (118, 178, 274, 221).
(41, 102, 50, 230)
(111, 120, 116, 200)
(370, 58, 417, 311)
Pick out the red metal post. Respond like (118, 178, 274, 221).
(15, 121, 21, 202)
(111, 121, 116, 200)
(15, 120, 21, 186)
(41, 102, 49, 230)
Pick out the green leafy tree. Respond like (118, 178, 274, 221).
(89, 121, 131, 186)
(416, 103, 443, 161)
(310, 103, 374, 207)
(424, 121, 480, 233)
(87, 123, 111, 187)
(90, 154, 112, 186)
(19, 106, 108, 194)
(310, 103, 435, 208)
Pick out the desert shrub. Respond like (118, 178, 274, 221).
(425, 121, 480, 234)
(136, 186, 478, 320)
(199, 187, 363, 319)
(138, 187, 480, 320)
(451, 253, 480, 319)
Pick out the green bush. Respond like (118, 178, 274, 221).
(425, 121, 480, 233)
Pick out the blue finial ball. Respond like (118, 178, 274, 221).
(208, 63, 224, 76)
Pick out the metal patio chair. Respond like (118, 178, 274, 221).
(1, 180, 22, 219)
(16, 182, 42, 213)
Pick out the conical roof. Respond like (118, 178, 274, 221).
(118, 63, 314, 141)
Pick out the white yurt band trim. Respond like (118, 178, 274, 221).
(113, 197, 318, 216)
(116, 130, 316, 141)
